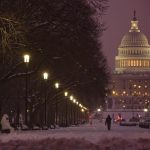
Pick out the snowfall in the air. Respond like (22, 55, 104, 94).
(0, 119, 150, 150)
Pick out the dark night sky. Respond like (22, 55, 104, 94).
(102, 0, 150, 71)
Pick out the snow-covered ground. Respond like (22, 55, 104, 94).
(0, 119, 150, 150)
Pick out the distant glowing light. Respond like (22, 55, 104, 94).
(79, 104, 82, 108)
(73, 99, 76, 103)
(43, 72, 49, 80)
(81, 108, 84, 112)
(70, 95, 73, 101)
(64, 91, 68, 97)
(55, 82, 59, 89)
(123, 91, 126, 94)
(112, 90, 116, 95)
(144, 108, 148, 112)
(97, 108, 101, 112)
(24, 54, 30, 63)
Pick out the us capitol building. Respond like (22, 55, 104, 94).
(107, 12, 150, 117)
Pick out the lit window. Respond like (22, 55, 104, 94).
(131, 60, 133, 66)
(139, 60, 141, 66)
(144, 61, 146, 67)
(136, 60, 138, 66)
(145, 92, 148, 96)
(134, 60, 136, 66)
(128, 60, 130, 66)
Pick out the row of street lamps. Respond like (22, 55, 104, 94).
(23, 54, 88, 126)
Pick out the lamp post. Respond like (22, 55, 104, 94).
(43, 72, 49, 125)
(64, 91, 68, 126)
(81, 108, 85, 122)
(55, 82, 59, 125)
(55, 82, 59, 89)
(76, 101, 79, 124)
(69, 95, 73, 124)
(23, 54, 30, 125)
(73, 99, 76, 124)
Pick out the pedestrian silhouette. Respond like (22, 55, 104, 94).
(105, 115, 112, 130)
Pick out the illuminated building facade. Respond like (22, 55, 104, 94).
(108, 12, 150, 113)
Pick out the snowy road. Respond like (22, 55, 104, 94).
(0, 120, 150, 150)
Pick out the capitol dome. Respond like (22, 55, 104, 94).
(120, 32, 150, 48)
(115, 13, 150, 73)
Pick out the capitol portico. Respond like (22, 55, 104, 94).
(107, 12, 150, 118)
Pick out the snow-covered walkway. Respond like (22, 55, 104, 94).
(0, 119, 150, 150)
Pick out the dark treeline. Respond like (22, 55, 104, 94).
(0, 0, 109, 126)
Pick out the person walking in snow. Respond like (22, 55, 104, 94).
(105, 114, 112, 130)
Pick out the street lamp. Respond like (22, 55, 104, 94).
(54, 82, 59, 125)
(55, 82, 59, 89)
(43, 72, 49, 125)
(144, 108, 148, 118)
(73, 99, 76, 103)
(75, 101, 79, 125)
(79, 104, 82, 108)
(64, 91, 68, 126)
(24, 54, 30, 63)
(81, 108, 85, 112)
(72, 98, 77, 124)
(69, 95, 74, 124)
(97, 108, 101, 112)
(23, 54, 30, 125)
(43, 72, 48, 80)
(144, 108, 148, 112)
(70, 95, 73, 101)
(64, 91, 68, 97)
